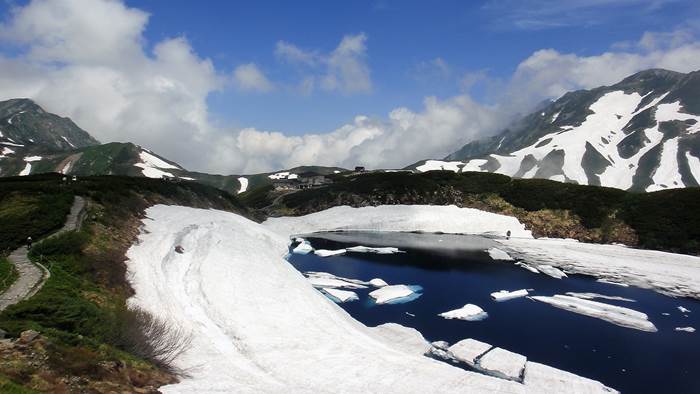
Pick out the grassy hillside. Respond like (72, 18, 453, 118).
(262, 171, 700, 254)
(0, 174, 248, 392)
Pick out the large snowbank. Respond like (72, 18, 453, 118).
(264, 205, 532, 238)
(127, 205, 616, 393)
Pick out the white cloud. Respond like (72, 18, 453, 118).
(232, 63, 274, 92)
(0, 0, 698, 175)
(274, 34, 372, 95)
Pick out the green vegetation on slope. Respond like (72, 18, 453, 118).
(0, 173, 248, 391)
(0, 257, 18, 293)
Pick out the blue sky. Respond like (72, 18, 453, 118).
(1, 0, 699, 172)
(123, 0, 698, 134)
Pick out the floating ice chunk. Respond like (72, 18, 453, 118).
(371, 323, 431, 355)
(346, 245, 403, 254)
(662, 312, 670, 316)
(292, 241, 314, 255)
(369, 284, 422, 305)
(515, 262, 539, 274)
(478, 347, 527, 381)
(524, 361, 618, 393)
(487, 248, 513, 261)
(538, 265, 567, 279)
(675, 327, 696, 333)
(305, 272, 367, 289)
(439, 304, 488, 321)
(530, 295, 657, 332)
(597, 279, 629, 287)
(369, 278, 388, 287)
(314, 249, 346, 257)
(447, 338, 492, 367)
(566, 292, 635, 302)
(321, 288, 358, 303)
(491, 289, 529, 302)
(678, 306, 691, 313)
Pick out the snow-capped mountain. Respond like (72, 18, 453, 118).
(436, 69, 700, 191)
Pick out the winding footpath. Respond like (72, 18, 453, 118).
(0, 196, 86, 312)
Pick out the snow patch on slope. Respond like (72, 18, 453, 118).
(237, 177, 248, 194)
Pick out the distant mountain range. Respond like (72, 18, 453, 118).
(412, 69, 700, 191)
(2, 68, 699, 193)
(0, 98, 343, 193)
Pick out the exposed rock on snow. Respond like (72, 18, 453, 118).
(565, 293, 635, 302)
(491, 289, 529, 302)
(264, 205, 533, 239)
(314, 249, 346, 257)
(369, 284, 421, 304)
(530, 295, 657, 332)
(488, 248, 514, 261)
(369, 278, 388, 287)
(499, 237, 700, 299)
(346, 245, 403, 254)
(675, 327, 695, 333)
(478, 347, 527, 382)
(439, 304, 488, 321)
(321, 288, 358, 303)
(447, 338, 492, 367)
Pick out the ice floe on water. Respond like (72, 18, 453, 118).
(447, 338, 492, 367)
(292, 240, 314, 255)
(491, 289, 529, 301)
(515, 262, 540, 274)
(530, 295, 657, 332)
(321, 288, 359, 303)
(675, 327, 695, 333)
(597, 279, 629, 287)
(369, 278, 388, 287)
(487, 247, 514, 261)
(479, 347, 527, 381)
(314, 248, 346, 257)
(537, 265, 568, 279)
(678, 306, 691, 313)
(439, 304, 488, 321)
(369, 284, 422, 304)
(304, 272, 368, 289)
(565, 292, 635, 302)
(346, 245, 403, 254)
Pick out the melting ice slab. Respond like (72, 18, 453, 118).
(369, 284, 422, 304)
(439, 304, 488, 321)
(447, 338, 492, 367)
(304, 272, 368, 289)
(346, 245, 403, 254)
(531, 295, 657, 332)
(292, 241, 314, 255)
(314, 248, 346, 257)
(487, 248, 514, 261)
(321, 288, 359, 303)
(479, 347, 527, 381)
(491, 289, 529, 302)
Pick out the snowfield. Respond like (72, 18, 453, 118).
(127, 205, 619, 393)
(263, 205, 532, 238)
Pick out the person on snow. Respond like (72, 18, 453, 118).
(506, 230, 511, 240)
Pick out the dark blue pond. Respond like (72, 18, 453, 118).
(287, 232, 700, 394)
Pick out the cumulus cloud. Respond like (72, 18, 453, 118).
(232, 63, 274, 92)
(0, 0, 699, 175)
(274, 33, 372, 94)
